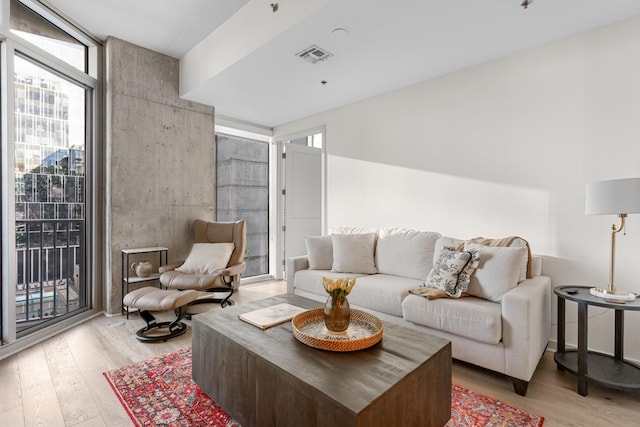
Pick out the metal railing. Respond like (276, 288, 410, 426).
(15, 219, 85, 332)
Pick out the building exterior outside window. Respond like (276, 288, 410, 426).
(0, 0, 99, 351)
(13, 56, 87, 329)
(216, 133, 269, 277)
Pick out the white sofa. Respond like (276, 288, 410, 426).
(286, 227, 551, 396)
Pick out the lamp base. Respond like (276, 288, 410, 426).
(589, 287, 637, 302)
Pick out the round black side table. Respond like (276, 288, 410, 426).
(554, 285, 640, 396)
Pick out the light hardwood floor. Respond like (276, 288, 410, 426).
(1, 280, 638, 426)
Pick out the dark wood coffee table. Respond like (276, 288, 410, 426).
(192, 294, 452, 427)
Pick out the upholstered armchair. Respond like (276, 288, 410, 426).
(160, 219, 246, 308)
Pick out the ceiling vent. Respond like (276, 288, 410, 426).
(295, 45, 332, 64)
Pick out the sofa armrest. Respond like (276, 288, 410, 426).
(286, 255, 309, 293)
(501, 275, 551, 382)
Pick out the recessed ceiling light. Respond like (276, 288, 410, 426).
(332, 28, 349, 39)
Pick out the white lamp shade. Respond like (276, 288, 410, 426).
(585, 178, 640, 215)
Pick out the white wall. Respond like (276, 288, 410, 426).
(275, 17, 640, 360)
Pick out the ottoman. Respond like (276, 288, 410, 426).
(123, 287, 199, 342)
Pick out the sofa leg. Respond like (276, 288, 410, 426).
(512, 378, 529, 396)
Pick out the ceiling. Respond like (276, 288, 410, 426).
(45, 0, 640, 128)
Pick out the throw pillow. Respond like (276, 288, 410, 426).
(463, 242, 525, 302)
(331, 233, 378, 274)
(432, 236, 465, 266)
(376, 228, 441, 280)
(176, 242, 235, 275)
(304, 235, 333, 270)
(425, 246, 479, 297)
(468, 236, 532, 281)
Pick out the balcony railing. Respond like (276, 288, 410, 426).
(15, 219, 85, 332)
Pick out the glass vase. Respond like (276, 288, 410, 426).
(323, 295, 350, 332)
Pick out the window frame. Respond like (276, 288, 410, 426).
(0, 0, 103, 355)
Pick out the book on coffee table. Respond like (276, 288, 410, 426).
(239, 303, 308, 330)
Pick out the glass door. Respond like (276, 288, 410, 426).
(1, 0, 99, 350)
(13, 54, 88, 335)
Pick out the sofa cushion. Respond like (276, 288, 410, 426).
(294, 270, 370, 299)
(468, 236, 531, 281)
(464, 242, 524, 303)
(331, 233, 378, 274)
(294, 270, 421, 317)
(348, 274, 424, 316)
(402, 293, 502, 344)
(425, 247, 479, 297)
(376, 228, 440, 280)
(304, 235, 333, 270)
(330, 226, 378, 235)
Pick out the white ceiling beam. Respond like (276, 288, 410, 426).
(179, 0, 333, 98)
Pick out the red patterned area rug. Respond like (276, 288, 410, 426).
(104, 346, 544, 427)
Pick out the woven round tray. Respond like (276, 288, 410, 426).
(291, 308, 383, 352)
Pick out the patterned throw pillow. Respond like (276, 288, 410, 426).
(425, 246, 479, 297)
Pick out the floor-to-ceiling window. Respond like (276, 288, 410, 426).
(1, 0, 101, 347)
(215, 127, 270, 278)
(13, 55, 87, 333)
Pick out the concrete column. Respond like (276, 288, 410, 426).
(105, 37, 215, 314)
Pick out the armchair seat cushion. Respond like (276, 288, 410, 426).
(161, 270, 225, 290)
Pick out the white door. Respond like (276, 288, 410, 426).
(284, 144, 322, 262)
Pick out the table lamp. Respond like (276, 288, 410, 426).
(585, 177, 640, 301)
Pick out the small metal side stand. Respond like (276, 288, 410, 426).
(554, 285, 640, 396)
(121, 247, 168, 317)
